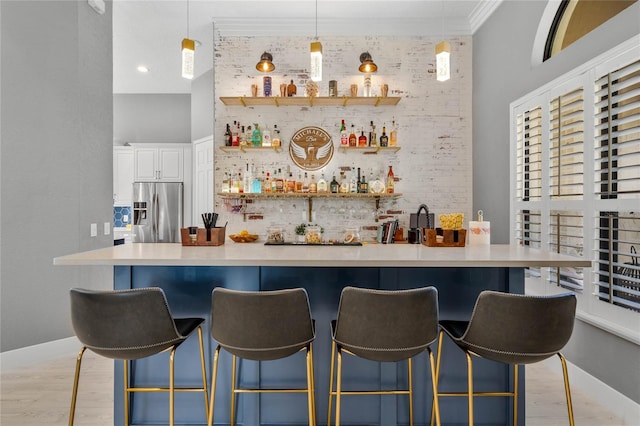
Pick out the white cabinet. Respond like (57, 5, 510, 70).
(113, 146, 134, 207)
(192, 136, 214, 226)
(133, 144, 185, 182)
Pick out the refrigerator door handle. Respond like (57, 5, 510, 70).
(152, 192, 158, 237)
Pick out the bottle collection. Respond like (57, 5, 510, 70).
(339, 117, 397, 148)
(225, 117, 397, 149)
(221, 164, 396, 195)
(224, 121, 282, 148)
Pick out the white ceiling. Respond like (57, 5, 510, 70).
(112, 0, 503, 94)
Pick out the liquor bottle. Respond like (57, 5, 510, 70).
(222, 172, 230, 193)
(264, 172, 271, 193)
(356, 167, 361, 193)
(302, 172, 310, 193)
(358, 130, 368, 147)
(237, 171, 244, 193)
(252, 169, 262, 194)
(287, 172, 296, 193)
(262, 124, 272, 147)
(239, 125, 245, 146)
(390, 117, 398, 147)
(272, 125, 281, 147)
(231, 122, 239, 146)
(296, 172, 303, 192)
(224, 123, 232, 147)
(359, 173, 368, 194)
(340, 120, 348, 146)
(349, 124, 357, 147)
(317, 173, 328, 193)
(245, 125, 253, 146)
(243, 163, 252, 194)
(379, 125, 389, 147)
(330, 175, 339, 193)
(252, 124, 262, 147)
(271, 170, 278, 193)
(287, 79, 297, 96)
(275, 168, 284, 193)
(339, 171, 349, 193)
(369, 121, 377, 147)
(309, 174, 317, 193)
(386, 165, 395, 194)
(349, 167, 358, 193)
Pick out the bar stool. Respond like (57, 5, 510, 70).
(68, 287, 209, 426)
(431, 290, 577, 426)
(207, 287, 316, 426)
(328, 286, 441, 426)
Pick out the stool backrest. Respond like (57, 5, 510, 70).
(463, 291, 577, 357)
(211, 287, 315, 361)
(334, 286, 439, 362)
(70, 287, 182, 359)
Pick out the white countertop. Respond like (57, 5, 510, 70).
(53, 243, 592, 268)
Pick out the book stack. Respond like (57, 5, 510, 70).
(377, 219, 399, 244)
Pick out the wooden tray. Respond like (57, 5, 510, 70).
(181, 227, 225, 246)
(423, 229, 467, 247)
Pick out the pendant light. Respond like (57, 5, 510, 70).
(310, 0, 322, 82)
(436, 0, 450, 82)
(358, 52, 378, 73)
(181, 0, 195, 80)
(256, 52, 275, 73)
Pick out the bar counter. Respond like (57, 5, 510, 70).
(55, 243, 590, 426)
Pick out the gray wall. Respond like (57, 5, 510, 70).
(113, 93, 190, 144)
(473, 1, 640, 403)
(191, 69, 214, 141)
(1, 1, 113, 352)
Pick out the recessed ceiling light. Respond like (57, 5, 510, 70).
(137, 65, 149, 73)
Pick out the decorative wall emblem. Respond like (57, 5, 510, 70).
(289, 126, 334, 171)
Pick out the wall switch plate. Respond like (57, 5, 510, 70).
(123, 214, 129, 223)
(104, 222, 110, 235)
(90, 223, 97, 237)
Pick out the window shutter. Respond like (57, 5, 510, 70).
(594, 59, 640, 199)
(549, 211, 584, 291)
(516, 107, 543, 201)
(549, 89, 584, 199)
(515, 209, 542, 277)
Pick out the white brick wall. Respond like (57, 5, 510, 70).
(212, 33, 472, 242)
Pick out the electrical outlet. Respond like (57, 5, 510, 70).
(123, 214, 129, 223)
(90, 223, 97, 237)
(104, 222, 110, 235)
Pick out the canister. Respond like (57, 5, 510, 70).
(468, 210, 491, 246)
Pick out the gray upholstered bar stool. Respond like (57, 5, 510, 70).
(208, 287, 316, 426)
(68, 287, 209, 426)
(431, 290, 577, 426)
(328, 286, 441, 426)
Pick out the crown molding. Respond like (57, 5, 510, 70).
(469, 0, 504, 34)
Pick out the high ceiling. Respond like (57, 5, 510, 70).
(112, 0, 503, 94)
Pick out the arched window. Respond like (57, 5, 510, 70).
(544, 0, 636, 61)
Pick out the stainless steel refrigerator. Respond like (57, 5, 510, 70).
(132, 182, 183, 243)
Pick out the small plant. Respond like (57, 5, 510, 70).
(295, 223, 307, 236)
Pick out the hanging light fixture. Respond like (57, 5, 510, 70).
(436, 0, 450, 82)
(310, 0, 322, 82)
(358, 52, 378, 73)
(255, 52, 275, 72)
(181, 0, 195, 79)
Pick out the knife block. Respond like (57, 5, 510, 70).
(181, 227, 225, 246)
(423, 228, 467, 247)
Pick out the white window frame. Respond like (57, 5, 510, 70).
(510, 35, 640, 344)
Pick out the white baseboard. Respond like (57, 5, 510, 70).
(540, 357, 640, 425)
(0, 336, 80, 371)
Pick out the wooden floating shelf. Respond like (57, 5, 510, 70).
(339, 146, 401, 154)
(219, 96, 401, 107)
(218, 146, 283, 153)
(217, 192, 401, 199)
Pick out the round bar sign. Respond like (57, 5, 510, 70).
(289, 126, 334, 171)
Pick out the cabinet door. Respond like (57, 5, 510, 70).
(134, 148, 158, 181)
(193, 138, 214, 225)
(158, 148, 183, 181)
(113, 147, 134, 206)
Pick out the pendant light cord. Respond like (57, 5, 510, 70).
(187, 0, 190, 39)
(315, 0, 318, 40)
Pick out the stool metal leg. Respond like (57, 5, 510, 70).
(196, 326, 210, 420)
(408, 357, 414, 426)
(327, 341, 336, 426)
(428, 348, 441, 426)
(513, 364, 519, 426)
(430, 330, 445, 426)
(123, 360, 130, 426)
(306, 344, 315, 426)
(207, 346, 221, 426)
(335, 349, 343, 426)
(230, 355, 237, 426)
(559, 353, 575, 426)
(169, 347, 176, 426)
(466, 352, 474, 426)
(68, 346, 87, 426)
